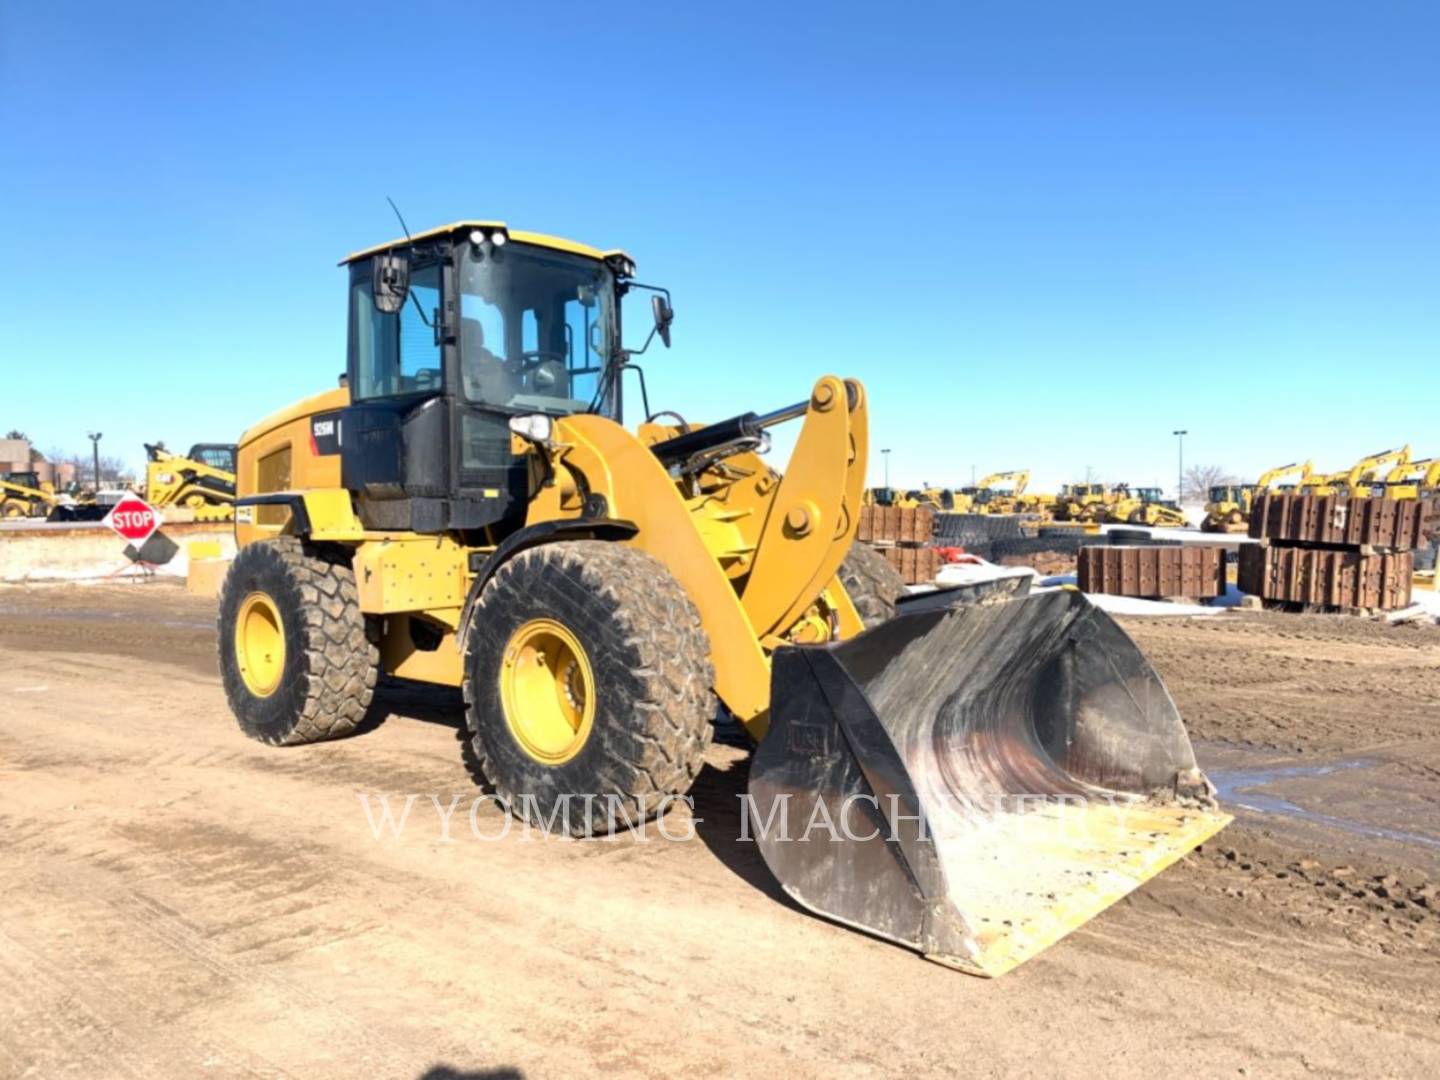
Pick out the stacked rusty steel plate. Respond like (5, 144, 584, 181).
(878, 545, 945, 585)
(1248, 493, 1436, 551)
(1239, 494, 1438, 611)
(1077, 544, 1226, 600)
(857, 506, 938, 584)
(1237, 545, 1412, 611)
(857, 505, 934, 545)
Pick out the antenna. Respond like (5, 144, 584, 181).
(385, 196, 414, 243)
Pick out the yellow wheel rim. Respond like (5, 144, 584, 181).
(500, 618, 596, 765)
(236, 591, 286, 697)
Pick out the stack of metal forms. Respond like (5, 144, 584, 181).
(1239, 494, 1438, 611)
(856, 505, 941, 584)
(1077, 544, 1227, 600)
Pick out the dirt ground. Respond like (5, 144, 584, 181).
(3, 582, 1439, 1078)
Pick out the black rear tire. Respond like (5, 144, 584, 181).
(217, 538, 378, 746)
(838, 544, 907, 628)
(464, 541, 715, 837)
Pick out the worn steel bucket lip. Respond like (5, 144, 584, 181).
(749, 590, 1230, 977)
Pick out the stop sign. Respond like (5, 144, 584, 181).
(104, 494, 162, 545)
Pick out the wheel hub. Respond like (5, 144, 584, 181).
(500, 618, 596, 765)
(235, 591, 286, 697)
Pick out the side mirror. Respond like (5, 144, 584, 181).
(373, 253, 411, 315)
(651, 293, 674, 348)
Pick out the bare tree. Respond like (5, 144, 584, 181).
(1182, 464, 1236, 502)
(48, 448, 134, 487)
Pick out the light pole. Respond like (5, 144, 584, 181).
(1172, 430, 1187, 503)
(881, 448, 891, 489)
(87, 432, 103, 493)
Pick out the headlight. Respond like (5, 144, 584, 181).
(491, 231, 507, 247)
(508, 414, 554, 444)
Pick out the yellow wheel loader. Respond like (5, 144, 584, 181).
(218, 220, 1226, 977)
(145, 442, 237, 521)
(1201, 460, 1314, 533)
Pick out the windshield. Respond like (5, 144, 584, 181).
(458, 242, 616, 415)
(190, 445, 235, 472)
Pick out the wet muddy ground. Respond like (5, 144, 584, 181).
(2, 581, 1438, 1077)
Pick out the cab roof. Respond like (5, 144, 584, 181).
(340, 220, 631, 267)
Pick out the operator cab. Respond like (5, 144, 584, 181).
(4, 470, 42, 490)
(189, 444, 236, 473)
(337, 221, 672, 534)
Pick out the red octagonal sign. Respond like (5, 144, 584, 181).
(104, 494, 162, 545)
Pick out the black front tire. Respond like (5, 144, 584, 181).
(838, 544, 907, 628)
(464, 541, 715, 837)
(217, 538, 378, 746)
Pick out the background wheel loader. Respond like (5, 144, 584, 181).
(218, 220, 1227, 977)
(1202, 460, 1312, 533)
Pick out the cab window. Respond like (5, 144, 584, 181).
(351, 262, 444, 400)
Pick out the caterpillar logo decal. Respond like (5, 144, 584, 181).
(310, 412, 342, 456)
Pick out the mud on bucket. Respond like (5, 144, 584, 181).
(748, 589, 1230, 977)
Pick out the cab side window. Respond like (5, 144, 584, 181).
(352, 263, 443, 399)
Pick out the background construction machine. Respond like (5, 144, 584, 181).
(145, 442, 237, 521)
(1301, 446, 1411, 497)
(1114, 486, 1187, 527)
(1202, 460, 1312, 533)
(0, 470, 104, 521)
(1056, 482, 1120, 521)
(963, 470, 1030, 514)
(217, 220, 1226, 977)
(0, 471, 58, 519)
(1378, 458, 1440, 499)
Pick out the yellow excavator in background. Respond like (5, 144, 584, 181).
(968, 470, 1030, 514)
(144, 443, 238, 521)
(217, 219, 1226, 978)
(1301, 446, 1411, 498)
(1375, 457, 1440, 500)
(1202, 460, 1313, 533)
(1344, 444, 1412, 496)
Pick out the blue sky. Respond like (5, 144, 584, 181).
(2, 1, 1436, 495)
